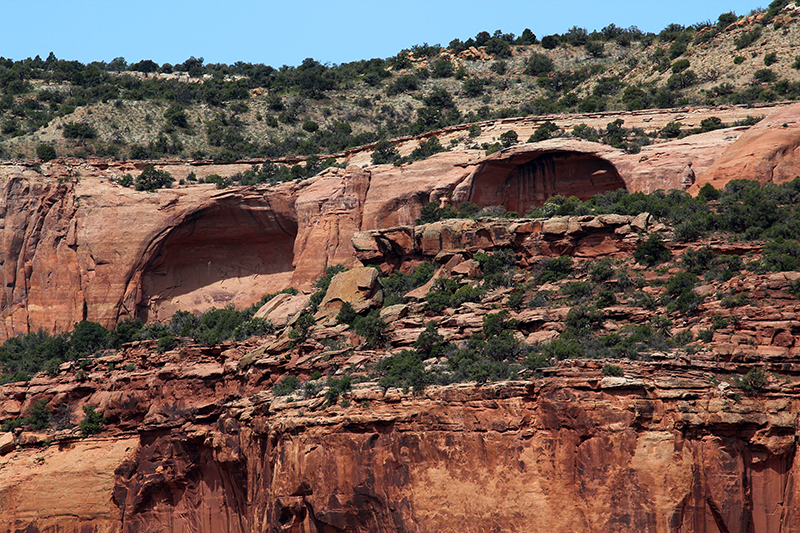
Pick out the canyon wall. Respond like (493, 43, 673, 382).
(3, 103, 800, 339)
(3, 355, 800, 533)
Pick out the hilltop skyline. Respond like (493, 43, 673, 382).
(4, 1, 769, 68)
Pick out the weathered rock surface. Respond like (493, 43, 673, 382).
(316, 266, 383, 321)
(2, 103, 800, 339)
(693, 104, 800, 191)
(5, 238, 800, 531)
(353, 214, 653, 271)
(4, 354, 800, 532)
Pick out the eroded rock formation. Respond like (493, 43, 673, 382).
(460, 140, 627, 213)
(2, 103, 800, 339)
(4, 352, 800, 532)
(3, 213, 800, 531)
(692, 104, 800, 191)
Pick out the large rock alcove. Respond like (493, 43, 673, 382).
(136, 195, 297, 323)
(468, 144, 627, 213)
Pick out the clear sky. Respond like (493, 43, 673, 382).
(3, 1, 765, 68)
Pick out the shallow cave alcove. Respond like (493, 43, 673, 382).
(136, 197, 297, 323)
(469, 150, 627, 214)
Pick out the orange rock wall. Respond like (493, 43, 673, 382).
(4, 378, 800, 533)
(2, 103, 798, 338)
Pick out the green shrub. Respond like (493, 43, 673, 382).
(474, 249, 518, 288)
(634, 234, 671, 266)
(273, 375, 301, 396)
(80, 405, 105, 436)
(352, 310, 388, 348)
(36, 144, 57, 161)
(664, 272, 702, 314)
(585, 41, 605, 57)
(758, 239, 800, 272)
(596, 290, 618, 308)
(681, 246, 717, 275)
(63, 122, 97, 140)
(289, 313, 316, 345)
(538, 256, 573, 283)
(602, 364, 624, 376)
(163, 103, 190, 130)
(414, 321, 447, 358)
(135, 166, 174, 192)
(380, 262, 435, 306)
(377, 350, 429, 391)
(754, 69, 777, 83)
(371, 139, 401, 165)
(529, 121, 559, 142)
(506, 291, 525, 310)
(589, 258, 615, 282)
(671, 59, 690, 73)
(336, 301, 357, 326)
(561, 281, 594, 302)
(541, 35, 559, 49)
(156, 334, 177, 353)
(407, 136, 444, 161)
(499, 130, 518, 147)
(525, 53, 554, 76)
(325, 376, 352, 405)
(735, 367, 768, 392)
(659, 122, 682, 138)
(564, 306, 605, 336)
(734, 27, 762, 49)
(541, 338, 583, 360)
(25, 399, 51, 430)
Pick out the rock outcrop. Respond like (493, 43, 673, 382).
(4, 214, 800, 531)
(353, 213, 654, 271)
(2, 103, 800, 339)
(4, 348, 800, 532)
(692, 104, 800, 191)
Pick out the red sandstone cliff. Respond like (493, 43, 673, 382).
(1, 103, 799, 341)
(2, 208, 800, 531)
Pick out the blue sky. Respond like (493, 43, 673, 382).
(3, 1, 764, 67)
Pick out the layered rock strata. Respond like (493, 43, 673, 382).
(2, 103, 799, 339)
(2, 349, 800, 533)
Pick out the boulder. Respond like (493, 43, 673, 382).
(0, 432, 14, 455)
(261, 293, 311, 328)
(316, 267, 383, 321)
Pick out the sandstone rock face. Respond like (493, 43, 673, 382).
(0, 166, 301, 338)
(5, 255, 800, 531)
(2, 103, 799, 338)
(0, 437, 137, 531)
(317, 266, 382, 320)
(291, 166, 370, 288)
(254, 292, 310, 328)
(353, 214, 654, 271)
(4, 364, 800, 533)
(693, 104, 800, 192)
(615, 127, 746, 194)
(458, 140, 628, 213)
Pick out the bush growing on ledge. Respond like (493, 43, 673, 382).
(735, 367, 768, 392)
(602, 364, 624, 376)
(36, 144, 57, 161)
(80, 405, 105, 436)
(634, 234, 671, 266)
(273, 375, 301, 396)
(380, 261, 435, 306)
(135, 166, 174, 192)
(538, 256, 573, 283)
